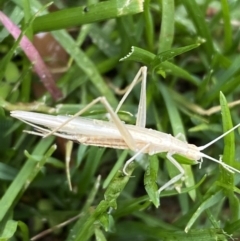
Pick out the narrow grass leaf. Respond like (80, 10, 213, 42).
(52, 30, 117, 105)
(0, 220, 18, 241)
(219, 92, 235, 172)
(113, 174, 206, 214)
(120, 46, 199, 85)
(158, 84, 185, 136)
(66, 176, 101, 241)
(78, 147, 105, 197)
(114, 196, 151, 218)
(158, 0, 174, 52)
(88, 24, 120, 57)
(103, 150, 128, 189)
(23, 144, 57, 190)
(94, 228, 107, 241)
(0, 8, 62, 100)
(219, 92, 239, 222)
(120, 46, 155, 65)
(32, 0, 144, 32)
(221, 0, 232, 52)
(0, 163, 17, 180)
(183, 1, 214, 57)
(143, 0, 154, 51)
(17, 221, 29, 241)
(144, 155, 159, 207)
(185, 190, 224, 232)
(205, 55, 240, 104)
(74, 162, 136, 240)
(152, 43, 201, 69)
(0, 5, 23, 41)
(160, 61, 200, 85)
(0, 137, 55, 222)
(117, 221, 228, 241)
(225, 219, 240, 234)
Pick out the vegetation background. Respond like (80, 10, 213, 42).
(1, 0, 240, 240)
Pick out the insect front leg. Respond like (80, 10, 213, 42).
(158, 152, 185, 195)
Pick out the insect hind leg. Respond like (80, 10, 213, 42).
(44, 96, 137, 150)
(115, 66, 148, 128)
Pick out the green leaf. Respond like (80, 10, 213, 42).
(0, 220, 18, 241)
(120, 46, 155, 65)
(94, 227, 107, 241)
(185, 189, 224, 232)
(0, 138, 55, 222)
(219, 92, 239, 222)
(158, 0, 175, 52)
(183, 1, 214, 58)
(151, 43, 201, 70)
(144, 155, 159, 207)
(52, 30, 117, 105)
(32, 0, 144, 32)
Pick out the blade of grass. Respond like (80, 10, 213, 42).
(143, 0, 154, 51)
(73, 162, 136, 241)
(0, 10, 63, 100)
(183, 0, 214, 58)
(52, 30, 117, 105)
(32, 0, 144, 33)
(220, 92, 235, 170)
(0, 5, 23, 41)
(219, 92, 239, 222)
(0, 137, 55, 222)
(204, 55, 240, 105)
(77, 147, 105, 197)
(120, 46, 200, 85)
(21, 0, 33, 104)
(0, 220, 18, 240)
(158, 0, 174, 52)
(144, 155, 159, 207)
(116, 221, 229, 240)
(221, 0, 232, 52)
(185, 189, 224, 232)
(103, 150, 128, 189)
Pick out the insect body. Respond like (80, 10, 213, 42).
(11, 111, 199, 158)
(10, 67, 240, 194)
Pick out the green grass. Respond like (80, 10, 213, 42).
(1, 0, 240, 240)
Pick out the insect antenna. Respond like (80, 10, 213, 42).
(197, 122, 240, 174)
(198, 122, 240, 151)
(200, 152, 240, 174)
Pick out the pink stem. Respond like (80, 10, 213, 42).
(0, 11, 63, 100)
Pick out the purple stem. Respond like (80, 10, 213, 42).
(0, 11, 63, 100)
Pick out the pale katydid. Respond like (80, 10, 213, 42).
(11, 66, 240, 195)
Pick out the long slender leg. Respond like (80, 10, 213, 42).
(44, 67, 148, 147)
(24, 67, 149, 176)
(158, 152, 185, 195)
(136, 66, 147, 128)
(44, 96, 137, 150)
(115, 66, 148, 128)
(123, 143, 150, 175)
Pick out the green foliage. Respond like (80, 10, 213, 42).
(1, 0, 240, 240)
